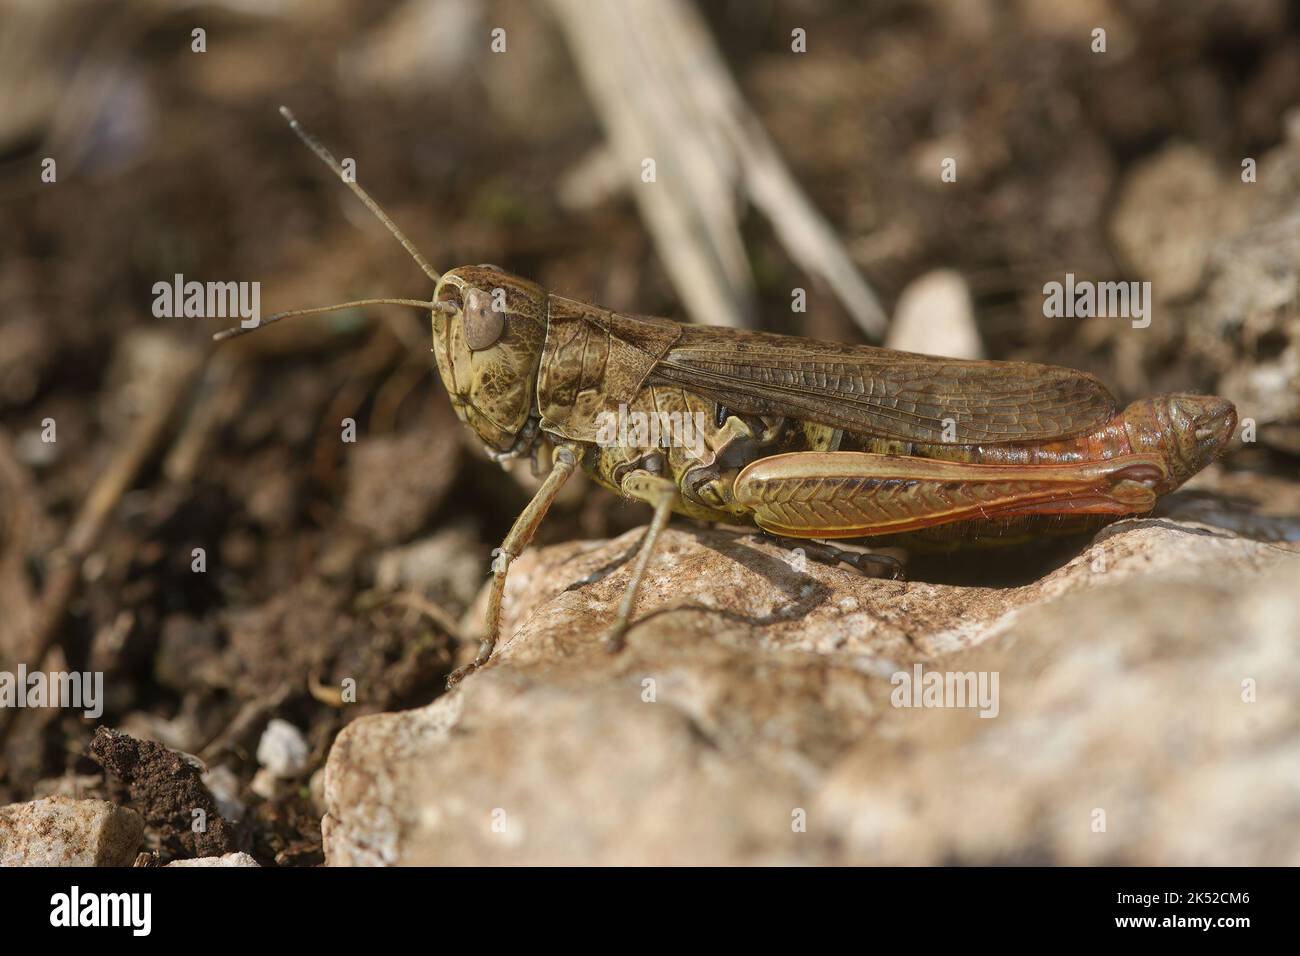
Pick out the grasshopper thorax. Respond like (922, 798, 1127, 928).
(432, 265, 548, 456)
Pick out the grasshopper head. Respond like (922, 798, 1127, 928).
(431, 265, 548, 454)
(220, 111, 547, 459)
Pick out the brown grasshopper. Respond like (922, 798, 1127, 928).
(218, 109, 1237, 687)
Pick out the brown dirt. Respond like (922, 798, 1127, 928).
(88, 727, 233, 860)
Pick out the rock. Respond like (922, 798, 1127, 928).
(342, 406, 460, 544)
(886, 269, 982, 359)
(323, 508, 1300, 865)
(0, 796, 143, 866)
(816, 559, 1300, 864)
(32, 775, 104, 799)
(256, 719, 310, 779)
(1160, 469, 1300, 543)
(249, 768, 285, 802)
(14, 426, 58, 467)
(373, 522, 486, 609)
(308, 767, 328, 817)
(165, 852, 259, 867)
(1196, 141, 1300, 437)
(1110, 143, 1231, 301)
(201, 765, 245, 823)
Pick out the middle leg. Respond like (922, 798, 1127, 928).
(606, 469, 679, 653)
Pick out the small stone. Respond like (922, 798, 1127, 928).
(165, 852, 259, 867)
(14, 428, 58, 467)
(374, 522, 485, 609)
(0, 796, 143, 866)
(201, 765, 245, 823)
(1111, 143, 1226, 301)
(886, 269, 983, 359)
(256, 719, 310, 779)
(249, 767, 284, 802)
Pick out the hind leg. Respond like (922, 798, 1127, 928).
(767, 535, 906, 579)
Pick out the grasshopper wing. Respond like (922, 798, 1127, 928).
(648, 326, 1117, 444)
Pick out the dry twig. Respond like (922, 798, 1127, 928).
(548, 0, 888, 337)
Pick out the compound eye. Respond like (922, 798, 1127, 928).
(463, 288, 504, 351)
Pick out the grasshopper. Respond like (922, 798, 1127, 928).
(218, 109, 1238, 687)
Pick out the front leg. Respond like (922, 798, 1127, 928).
(446, 444, 579, 688)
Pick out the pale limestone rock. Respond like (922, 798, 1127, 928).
(256, 718, 310, 779)
(817, 561, 1300, 865)
(165, 852, 259, 867)
(0, 796, 143, 866)
(323, 510, 1300, 865)
(373, 522, 486, 609)
(887, 269, 983, 360)
(1195, 133, 1300, 442)
(1111, 143, 1231, 301)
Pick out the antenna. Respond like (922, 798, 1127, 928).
(213, 108, 455, 343)
(213, 298, 455, 342)
(279, 106, 441, 284)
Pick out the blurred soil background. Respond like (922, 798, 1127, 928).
(1, 0, 1298, 864)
